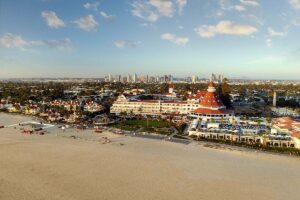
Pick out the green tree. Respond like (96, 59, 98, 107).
(219, 78, 232, 108)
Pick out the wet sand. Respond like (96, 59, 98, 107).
(0, 113, 300, 200)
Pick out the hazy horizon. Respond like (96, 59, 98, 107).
(1, 75, 300, 81)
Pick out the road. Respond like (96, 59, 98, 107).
(123, 130, 191, 144)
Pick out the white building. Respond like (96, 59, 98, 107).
(133, 73, 137, 83)
(110, 94, 200, 115)
(110, 82, 232, 119)
(191, 75, 197, 84)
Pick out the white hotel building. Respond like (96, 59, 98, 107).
(110, 94, 200, 116)
(110, 82, 234, 120)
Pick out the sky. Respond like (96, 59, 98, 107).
(0, 0, 300, 79)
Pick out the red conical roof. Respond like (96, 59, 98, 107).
(208, 81, 214, 88)
(199, 82, 224, 108)
(192, 82, 233, 115)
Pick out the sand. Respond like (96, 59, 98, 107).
(0, 113, 300, 200)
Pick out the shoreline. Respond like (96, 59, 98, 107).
(1, 112, 299, 159)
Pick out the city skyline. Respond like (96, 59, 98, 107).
(1, 0, 300, 79)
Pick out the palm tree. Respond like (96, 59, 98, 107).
(130, 110, 134, 118)
(146, 115, 149, 128)
(220, 116, 224, 125)
(138, 107, 143, 118)
(120, 111, 127, 124)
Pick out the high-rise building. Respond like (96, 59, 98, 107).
(108, 74, 112, 82)
(218, 74, 224, 83)
(150, 76, 156, 83)
(156, 76, 160, 83)
(273, 91, 277, 107)
(192, 75, 197, 84)
(127, 74, 131, 83)
(114, 75, 120, 82)
(164, 75, 168, 82)
(168, 74, 173, 82)
(133, 73, 137, 83)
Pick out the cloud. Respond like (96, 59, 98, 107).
(131, 1, 153, 21)
(0, 33, 73, 52)
(149, 0, 174, 17)
(41, 11, 65, 28)
(234, 5, 246, 11)
(114, 40, 141, 48)
(265, 27, 286, 47)
(147, 12, 160, 22)
(291, 17, 300, 26)
(132, 0, 187, 22)
(194, 20, 257, 38)
(160, 33, 189, 45)
(74, 15, 98, 31)
(219, 0, 230, 10)
(220, 0, 258, 12)
(290, 0, 300, 9)
(139, 22, 153, 27)
(176, 0, 187, 14)
(267, 27, 286, 37)
(83, 2, 100, 11)
(265, 38, 272, 47)
(36, 38, 73, 51)
(0, 33, 28, 50)
(240, 0, 259, 7)
(131, 1, 160, 22)
(100, 11, 115, 19)
(246, 14, 264, 26)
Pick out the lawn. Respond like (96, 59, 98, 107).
(125, 119, 172, 128)
(109, 119, 173, 135)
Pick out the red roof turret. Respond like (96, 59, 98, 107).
(193, 82, 233, 115)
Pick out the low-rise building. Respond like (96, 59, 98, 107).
(24, 105, 40, 115)
(7, 104, 22, 113)
(272, 117, 300, 148)
(111, 82, 234, 120)
(110, 94, 200, 116)
(84, 102, 104, 113)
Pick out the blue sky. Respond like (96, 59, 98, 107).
(0, 0, 300, 79)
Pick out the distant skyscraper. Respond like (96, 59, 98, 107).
(156, 76, 159, 83)
(273, 91, 277, 107)
(164, 75, 168, 82)
(127, 74, 131, 83)
(150, 76, 155, 83)
(192, 75, 197, 84)
(108, 74, 112, 82)
(133, 73, 137, 83)
(218, 74, 224, 83)
(168, 74, 173, 82)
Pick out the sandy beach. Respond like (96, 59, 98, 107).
(0, 113, 300, 200)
